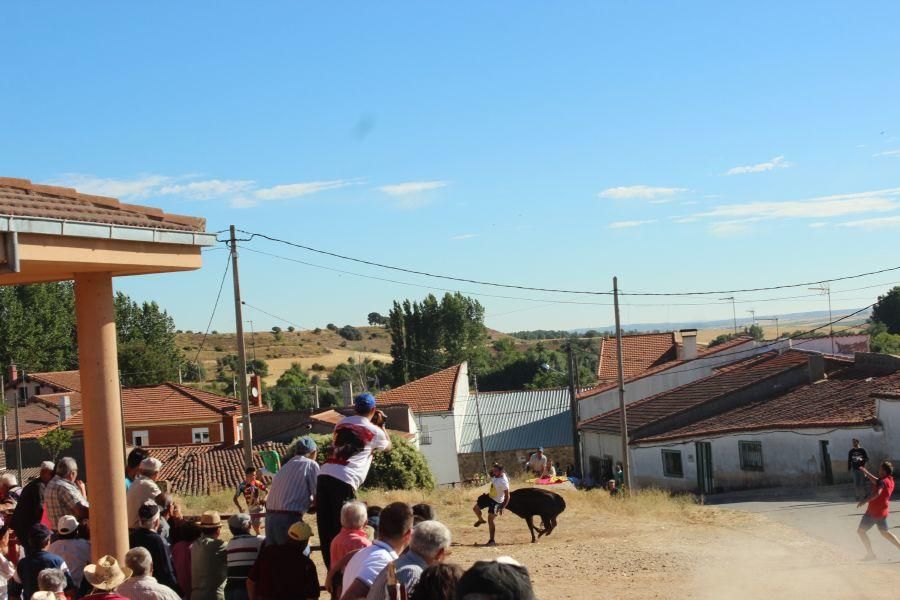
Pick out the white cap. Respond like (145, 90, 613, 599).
(140, 457, 163, 473)
(40, 461, 55, 471)
(58, 515, 79, 535)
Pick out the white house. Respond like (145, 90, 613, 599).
(582, 351, 900, 494)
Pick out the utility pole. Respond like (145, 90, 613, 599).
(809, 283, 835, 354)
(720, 296, 737, 335)
(566, 344, 583, 479)
(13, 367, 23, 485)
(314, 384, 320, 410)
(747, 309, 756, 324)
(472, 372, 489, 479)
(612, 277, 631, 491)
(229, 226, 254, 469)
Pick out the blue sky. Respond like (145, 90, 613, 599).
(2, 2, 899, 333)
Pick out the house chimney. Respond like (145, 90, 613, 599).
(680, 329, 698, 361)
(58, 395, 72, 422)
(341, 380, 354, 407)
(249, 374, 263, 408)
(7, 364, 17, 384)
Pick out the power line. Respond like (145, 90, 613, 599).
(235, 229, 900, 297)
(241, 301, 304, 331)
(192, 251, 231, 365)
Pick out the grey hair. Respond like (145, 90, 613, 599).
(38, 568, 67, 592)
(125, 547, 153, 577)
(0, 473, 17, 488)
(55, 457, 78, 478)
(409, 520, 452, 559)
(139, 514, 159, 530)
(340, 501, 368, 529)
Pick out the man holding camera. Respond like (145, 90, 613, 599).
(317, 393, 392, 569)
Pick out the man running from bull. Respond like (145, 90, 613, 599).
(857, 460, 900, 561)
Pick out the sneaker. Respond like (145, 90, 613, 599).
(473, 519, 486, 528)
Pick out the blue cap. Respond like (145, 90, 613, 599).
(354, 393, 377, 412)
(295, 436, 317, 456)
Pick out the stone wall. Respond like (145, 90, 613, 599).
(457, 445, 574, 480)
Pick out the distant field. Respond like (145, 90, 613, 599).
(262, 350, 394, 385)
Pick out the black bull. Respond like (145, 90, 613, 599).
(505, 487, 566, 543)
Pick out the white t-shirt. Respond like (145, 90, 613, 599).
(48, 538, 91, 587)
(320, 415, 390, 490)
(528, 454, 548, 472)
(489, 473, 510, 503)
(343, 540, 398, 589)
(126, 476, 162, 527)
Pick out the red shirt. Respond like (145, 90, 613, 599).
(330, 528, 371, 566)
(867, 475, 895, 519)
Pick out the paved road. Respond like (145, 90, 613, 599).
(709, 484, 900, 564)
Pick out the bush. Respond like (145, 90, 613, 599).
(213, 345, 224, 352)
(313, 328, 322, 334)
(338, 325, 363, 341)
(297, 433, 434, 491)
(287, 326, 296, 333)
(311, 363, 326, 371)
(326, 324, 338, 332)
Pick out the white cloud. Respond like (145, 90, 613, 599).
(378, 181, 449, 196)
(709, 219, 757, 237)
(672, 216, 698, 224)
(51, 173, 175, 199)
(648, 199, 674, 205)
(696, 189, 900, 220)
(873, 150, 900, 158)
(681, 200, 701, 206)
(598, 185, 687, 200)
(159, 179, 255, 200)
(254, 180, 353, 201)
(608, 220, 656, 229)
(725, 155, 791, 175)
(840, 215, 900, 230)
(450, 233, 478, 240)
(808, 222, 828, 228)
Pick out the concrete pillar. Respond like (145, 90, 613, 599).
(74, 272, 128, 561)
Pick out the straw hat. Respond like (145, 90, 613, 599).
(84, 555, 132, 591)
(199, 510, 223, 529)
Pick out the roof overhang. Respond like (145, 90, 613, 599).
(0, 215, 214, 284)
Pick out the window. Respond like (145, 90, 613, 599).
(420, 425, 432, 445)
(17, 387, 27, 407)
(132, 430, 149, 447)
(661, 450, 684, 478)
(192, 427, 210, 443)
(739, 441, 764, 471)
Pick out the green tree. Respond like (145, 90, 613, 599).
(388, 293, 488, 384)
(367, 312, 387, 326)
(872, 287, 900, 334)
(301, 433, 434, 490)
(267, 363, 312, 411)
(271, 326, 283, 342)
(39, 427, 73, 462)
(182, 361, 206, 382)
(0, 283, 78, 372)
(746, 324, 765, 341)
(115, 293, 182, 386)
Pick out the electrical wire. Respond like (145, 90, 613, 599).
(192, 251, 231, 365)
(241, 301, 304, 331)
(235, 229, 900, 297)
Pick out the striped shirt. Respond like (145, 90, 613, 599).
(266, 456, 320, 513)
(225, 535, 263, 581)
(44, 476, 89, 528)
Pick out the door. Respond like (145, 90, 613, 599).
(820, 440, 834, 485)
(696, 442, 714, 495)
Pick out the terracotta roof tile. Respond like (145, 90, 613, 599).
(638, 367, 900, 443)
(580, 351, 811, 436)
(377, 364, 463, 413)
(597, 333, 678, 380)
(0, 178, 205, 232)
(28, 371, 81, 392)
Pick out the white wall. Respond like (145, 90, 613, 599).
(417, 412, 462, 486)
(631, 427, 883, 492)
(580, 341, 775, 421)
(452, 363, 470, 449)
(877, 398, 900, 460)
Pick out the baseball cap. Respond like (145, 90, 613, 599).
(140, 457, 163, 473)
(29, 523, 52, 548)
(294, 436, 317, 456)
(288, 520, 313, 542)
(40, 461, 55, 471)
(457, 558, 535, 600)
(138, 501, 160, 521)
(354, 392, 376, 412)
(228, 513, 251, 531)
(538, 447, 544, 452)
(57, 515, 79, 535)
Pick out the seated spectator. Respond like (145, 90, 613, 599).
(36, 567, 68, 600)
(224, 514, 262, 600)
(340, 502, 413, 600)
(117, 547, 181, 600)
(170, 522, 202, 598)
(191, 511, 227, 600)
(456, 557, 535, 600)
(411, 504, 436, 525)
(48, 516, 91, 589)
(14, 524, 75, 600)
(127, 458, 165, 529)
(330, 502, 371, 567)
(408, 564, 463, 600)
(366, 520, 452, 600)
(129, 502, 180, 594)
(607, 480, 620, 496)
(247, 521, 319, 600)
(82, 555, 131, 600)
